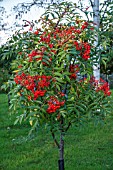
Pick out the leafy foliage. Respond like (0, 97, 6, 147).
(100, 1, 113, 74)
(5, 2, 112, 136)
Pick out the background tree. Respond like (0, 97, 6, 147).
(93, 0, 113, 78)
(78, 0, 113, 80)
(100, 1, 113, 75)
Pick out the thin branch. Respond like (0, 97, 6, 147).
(76, 6, 90, 21)
(89, 0, 94, 8)
(77, 1, 91, 21)
(13, 0, 64, 12)
(65, 122, 71, 132)
(54, 4, 70, 29)
(51, 130, 60, 149)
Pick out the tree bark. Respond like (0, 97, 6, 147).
(93, 0, 100, 81)
(58, 117, 64, 170)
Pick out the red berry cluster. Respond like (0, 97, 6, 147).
(14, 73, 66, 113)
(30, 22, 92, 62)
(89, 76, 111, 96)
(81, 21, 88, 30)
(96, 78, 111, 96)
(81, 42, 91, 60)
(28, 36, 54, 63)
(14, 73, 52, 100)
(73, 41, 91, 60)
(69, 64, 79, 79)
(28, 50, 42, 62)
(47, 96, 65, 114)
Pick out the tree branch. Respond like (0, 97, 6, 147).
(13, 0, 64, 19)
(77, 1, 91, 21)
(54, 4, 69, 29)
(51, 130, 60, 149)
(76, 6, 90, 21)
(89, 0, 94, 8)
(65, 122, 71, 132)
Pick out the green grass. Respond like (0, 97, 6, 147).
(0, 93, 113, 170)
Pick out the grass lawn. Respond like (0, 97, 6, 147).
(0, 93, 113, 170)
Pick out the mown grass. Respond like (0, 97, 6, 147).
(0, 93, 113, 170)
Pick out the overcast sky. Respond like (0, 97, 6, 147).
(0, 0, 90, 45)
(0, 0, 45, 44)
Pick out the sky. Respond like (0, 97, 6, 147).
(0, 0, 45, 45)
(0, 0, 90, 45)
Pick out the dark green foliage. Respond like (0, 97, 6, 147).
(100, 1, 113, 74)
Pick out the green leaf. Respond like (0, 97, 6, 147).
(65, 75, 70, 82)
(58, 51, 66, 56)
(55, 84, 61, 91)
(101, 59, 106, 69)
(55, 77, 64, 83)
(54, 67, 63, 71)
(54, 72, 63, 77)
(42, 59, 50, 65)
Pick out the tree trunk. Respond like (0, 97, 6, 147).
(58, 118, 64, 170)
(93, 0, 100, 81)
